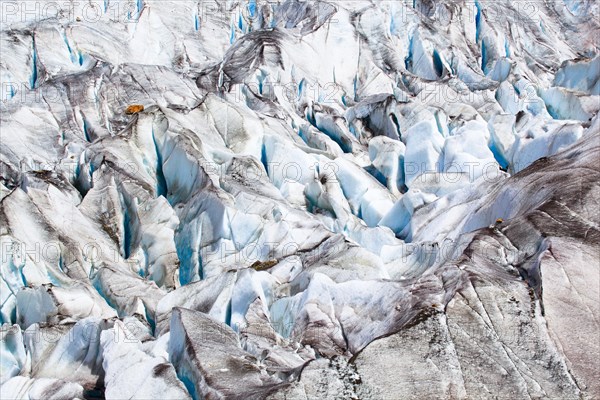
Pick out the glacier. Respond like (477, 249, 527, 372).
(0, 0, 599, 398)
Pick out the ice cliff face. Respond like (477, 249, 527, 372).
(1, 0, 599, 398)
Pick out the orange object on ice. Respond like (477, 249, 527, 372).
(125, 105, 144, 115)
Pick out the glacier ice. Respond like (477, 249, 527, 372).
(1, 0, 599, 398)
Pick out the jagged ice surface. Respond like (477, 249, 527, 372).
(1, 0, 599, 398)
